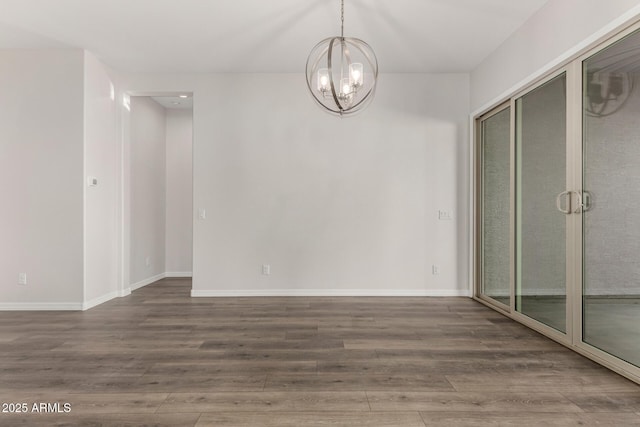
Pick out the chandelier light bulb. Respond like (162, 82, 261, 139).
(341, 78, 351, 96)
(349, 63, 363, 87)
(317, 68, 330, 93)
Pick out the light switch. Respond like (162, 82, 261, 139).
(199, 208, 206, 220)
(87, 176, 98, 187)
(438, 210, 452, 220)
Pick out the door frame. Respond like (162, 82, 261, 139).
(474, 101, 511, 313)
(570, 20, 640, 383)
(471, 17, 640, 385)
(118, 91, 195, 297)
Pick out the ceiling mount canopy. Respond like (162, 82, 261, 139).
(305, 0, 379, 117)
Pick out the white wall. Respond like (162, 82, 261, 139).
(471, 0, 640, 112)
(194, 74, 469, 296)
(0, 55, 470, 305)
(83, 51, 119, 307)
(129, 97, 166, 287)
(165, 109, 193, 275)
(0, 49, 85, 308)
(118, 72, 470, 297)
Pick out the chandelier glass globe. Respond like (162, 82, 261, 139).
(305, 1, 378, 117)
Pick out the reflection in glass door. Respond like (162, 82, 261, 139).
(515, 74, 567, 333)
(479, 107, 511, 307)
(583, 28, 640, 368)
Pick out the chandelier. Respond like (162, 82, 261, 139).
(585, 71, 634, 117)
(305, 0, 378, 117)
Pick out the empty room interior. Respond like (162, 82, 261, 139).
(2, 0, 640, 426)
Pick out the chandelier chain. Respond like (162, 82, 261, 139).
(341, 0, 344, 38)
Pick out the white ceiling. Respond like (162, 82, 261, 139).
(0, 0, 549, 73)
(150, 96, 193, 110)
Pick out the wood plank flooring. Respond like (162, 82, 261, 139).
(0, 277, 639, 426)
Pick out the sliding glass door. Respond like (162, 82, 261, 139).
(515, 74, 568, 333)
(582, 28, 640, 368)
(478, 106, 511, 308)
(475, 21, 640, 384)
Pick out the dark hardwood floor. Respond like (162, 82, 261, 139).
(1, 278, 639, 426)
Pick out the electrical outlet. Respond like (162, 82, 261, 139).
(145, 256, 151, 267)
(432, 265, 440, 275)
(262, 264, 271, 276)
(18, 273, 27, 285)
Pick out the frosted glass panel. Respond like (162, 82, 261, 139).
(515, 74, 567, 333)
(583, 29, 640, 368)
(481, 108, 511, 306)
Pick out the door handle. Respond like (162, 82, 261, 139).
(582, 191, 592, 212)
(556, 190, 572, 214)
(572, 190, 583, 214)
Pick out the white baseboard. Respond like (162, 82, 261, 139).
(0, 302, 83, 311)
(191, 288, 472, 297)
(165, 272, 193, 278)
(82, 291, 119, 311)
(80, 272, 190, 311)
(130, 273, 165, 291)
(0, 281, 473, 311)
